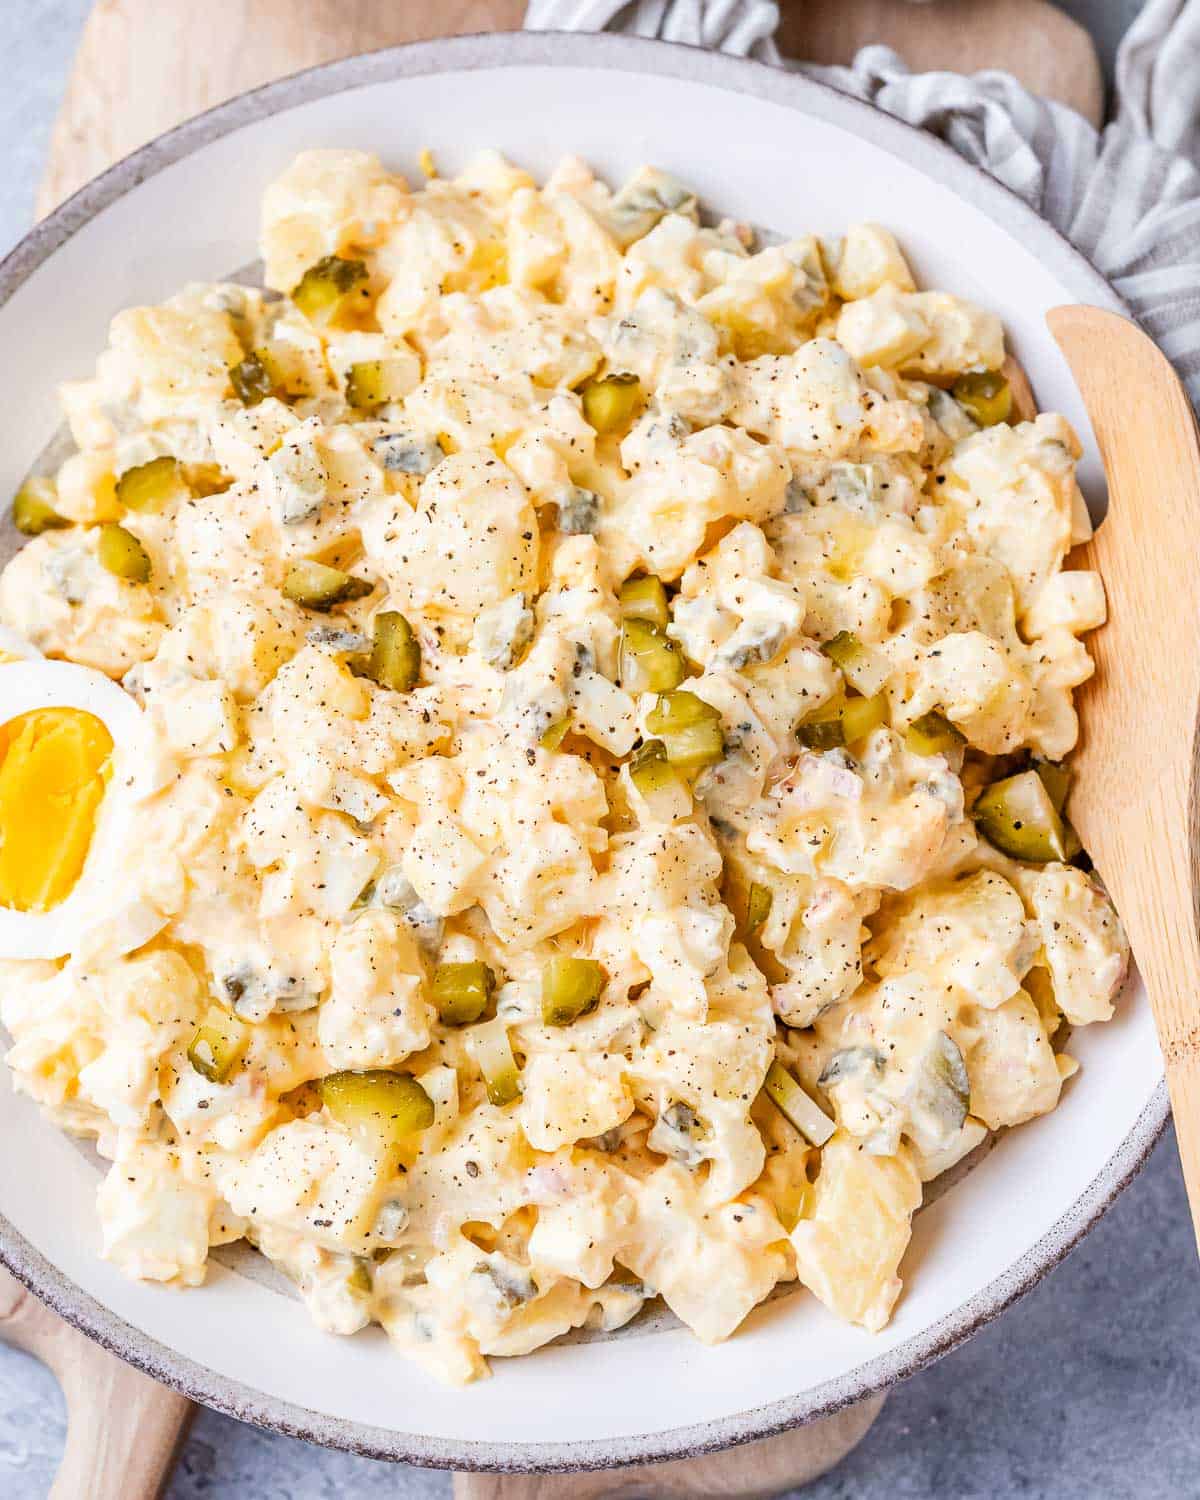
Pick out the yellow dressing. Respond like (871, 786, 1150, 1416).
(0, 708, 113, 911)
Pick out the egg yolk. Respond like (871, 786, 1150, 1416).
(0, 708, 113, 912)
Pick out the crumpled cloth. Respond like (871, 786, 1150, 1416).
(524, 0, 1200, 403)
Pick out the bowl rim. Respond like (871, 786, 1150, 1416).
(0, 28, 1170, 1474)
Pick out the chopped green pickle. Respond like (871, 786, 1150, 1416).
(1034, 758, 1071, 815)
(283, 559, 373, 611)
(230, 351, 273, 406)
(432, 961, 494, 1027)
(973, 769, 1067, 863)
(292, 255, 369, 325)
(646, 691, 725, 773)
(627, 739, 690, 823)
(821, 631, 862, 670)
(187, 1005, 248, 1085)
(322, 1070, 435, 1145)
(797, 712, 845, 751)
(12, 478, 69, 537)
(542, 956, 605, 1026)
(745, 882, 773, 933)
(540, 716, 570, 751)
(581, 373, 641, 434)
(905, 709, 965, 756)
(841, 692, 888, 744)
(821, 629, 889, 696)
(951, 371, 1012, 427)
(910, 1032, 970, 1136)
(345, 360, 410, 411)
(362, 611, 419, 691)
(346, 1259, 373, 1295)
(620, 618, 685, 694)
(254, 345, 295, 394)
(116, 456, 188, 513)
(619, 574, 669, 629)
(469, 1017, 521, 1106)
(629, 738, 672, 784)
(645, 690, 712, 734)
(97, 523, 152, 583)
(763, 1060, 836, 1147)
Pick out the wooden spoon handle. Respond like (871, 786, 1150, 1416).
(0, 1265, 192, 1499)
(1048, 304, 1200, 1252)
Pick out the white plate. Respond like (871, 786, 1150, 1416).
(0, 31, 1167, 1472)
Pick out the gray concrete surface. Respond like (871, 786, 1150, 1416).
(1, 3, 1193, 1497)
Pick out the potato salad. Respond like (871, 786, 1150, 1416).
(0, 148, 1128, 1383)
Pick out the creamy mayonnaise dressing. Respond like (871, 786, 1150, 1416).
(0, 149, 1126, 1383)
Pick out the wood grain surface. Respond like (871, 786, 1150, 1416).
(7, 4, 1113, 1498)
(38, 0, 1102, 217)
(451, 1398, 887, 1500)
(0, 1264, 191, 1500)
(1049, 306, 1200, 1252)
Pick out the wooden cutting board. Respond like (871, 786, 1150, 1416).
(8, 2, 1104, 1497)
(39, 0, 1103, 215)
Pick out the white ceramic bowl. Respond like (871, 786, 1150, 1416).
(0, 31, 1168, 1472)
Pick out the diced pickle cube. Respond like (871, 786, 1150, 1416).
(645, 690, 717, 734)
(468, 1017, 521, 1106)
(347, 1258, 373, 1295)
(345, 360, 411, 411)
(581, 373, 641, 434)
(187, 1005, 249, 1085)
(254, 344, 305, 398)
(116, 456, 188, 514)
(97, 523, 152, 583)
(542, 956, 606, 1026)
(821, 630, 889, 696)
(322, 1070, 435, 1146)
(619, 574, 669, 629)
(763, 1060, 836, 1146)
(973, 769, 1068, 863)
(432, 961, 495, 1027)
(646, 690, 724, 773)
(13, 478, 69, 536)
(230, 351, 273, 406)
(627, 739, 691, 824)
(359, 611, 419, 692)
(951, 371, 1012, 427)
(745, 881, 773, 933)
(540, 716, 570, 751)
(796, 696, 846, 751)
(292, 255, 369, 326)
(905, 710, 965, 756)
(821, 631, 862, 670)
(910, 1032, 970, 1137)
(841, 692, 888, 744)
(1034, 758, 1071, 814)
(608, 168, 698, 247)
(283, 560, 373, 612)
(620, 618, 685, 694)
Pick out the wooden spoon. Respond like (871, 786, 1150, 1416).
(1048, 306, 1200, 1247)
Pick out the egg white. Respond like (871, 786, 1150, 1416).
(0, 625, 43, 663)
(0, 659, 152, 960)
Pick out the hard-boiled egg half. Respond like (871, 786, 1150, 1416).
(0, 646, 151, 960)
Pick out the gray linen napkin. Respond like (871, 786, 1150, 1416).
(524, 0, 1200, 403)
